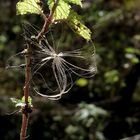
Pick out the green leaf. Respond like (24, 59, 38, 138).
(65, 125, 78, 134)
(11, 98, 21, 104)
(16, 102, 26, 107)
(104, 70, 119, 83)
(11, 98, 25, 107)
(11, 96, 33, 107)
(65, 0, 82, 7)
(76, 78, 88, 87)
(47, 0, 71, 20)
(22, 96, 32, 106)
(131, 57, 139, 64)
(67, 10, 91, 41)
(0, 35, 7, 43)
(16, 0, 42, 15)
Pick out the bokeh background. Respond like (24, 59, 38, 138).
(0, 0, 140, 140)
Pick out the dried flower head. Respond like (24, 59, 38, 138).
(7, 22, 97, 100)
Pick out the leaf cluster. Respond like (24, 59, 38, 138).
(11, 96, 32, 108)
(16, 0, 91, 40)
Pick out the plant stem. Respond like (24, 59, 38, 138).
(20, 44, 31, 140)
(36, 0, 60, 40)
(24, 45, 31, 105)
(20, 0, 60, 139)
(20, 113, 29, 140)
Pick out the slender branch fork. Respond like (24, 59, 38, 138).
(20, 0, 60, 140)
(36, 0, 60, 40)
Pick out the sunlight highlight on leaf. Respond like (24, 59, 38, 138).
(47, 0, 71, 20)
(76, 78, 88, 87)
(67, 10, 91, 41)
(16, 0, 42, 15)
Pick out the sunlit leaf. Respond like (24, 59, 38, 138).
(10, 96, 32, 107)
(131, 57, 139, 64)
(22, 96, 32, 106)
(67, 10, 91, 41)
(11, 98, 20, 104)
(75, 103, 108, 124)
(11, 98, 25, 107)
(125, 47, 140, 55)
(76, 78, 88, 87)
(16, 102, 26, 107)
(16, 0, 42, 15)
(47, 0, 70, 20)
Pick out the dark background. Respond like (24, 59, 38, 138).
(0, 0, 140, 140)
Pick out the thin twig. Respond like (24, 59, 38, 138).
(20, 1, 60, 139)
(20, 44, 31, 140)
(36, 0, 60, 40)
(20, 113, 29, 140)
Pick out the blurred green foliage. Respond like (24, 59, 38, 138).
(0, 0, 140, 140)
(76, 78, 89, 87)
